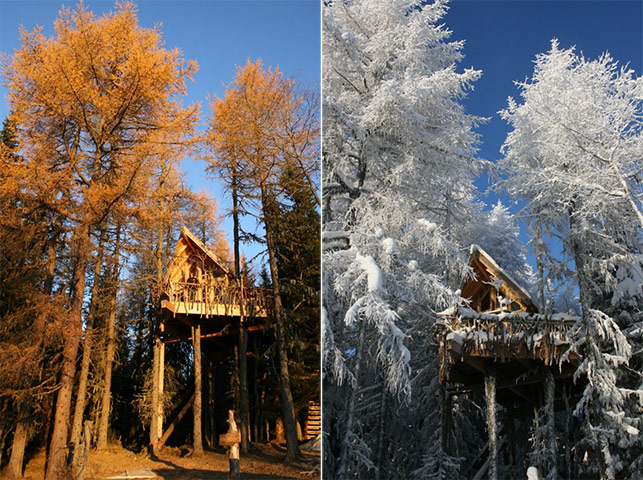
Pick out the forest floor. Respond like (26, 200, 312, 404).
(22, 442, 320, 480)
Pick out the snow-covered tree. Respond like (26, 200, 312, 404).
(499, 40, 643, 479)
(322, 0, 485, 477)
(467, 200, 535, 294)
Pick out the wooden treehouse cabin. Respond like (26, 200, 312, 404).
(159, 226, 269, 342)
(436, 245, 583, 479)
(149, 226, 273, 451)
(148, 226, 319, 453)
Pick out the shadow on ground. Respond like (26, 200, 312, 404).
(154, 468, 303, 480)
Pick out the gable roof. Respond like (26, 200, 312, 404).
(465, 244, 538, 313)
(182, 226, 231, 274)
(164, 226, 232, 282)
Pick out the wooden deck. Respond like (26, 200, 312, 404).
(436, 306, 581, 409)
(160, 281, 270, 343)
(162, 281, 269, 319)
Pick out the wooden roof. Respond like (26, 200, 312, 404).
(164, 226, 232, 284)
(461, 245, 538, 314)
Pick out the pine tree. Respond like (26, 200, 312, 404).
(2, 2, 199, 475)
(323, 0, 484, 477)
(499, 40, 642, 479)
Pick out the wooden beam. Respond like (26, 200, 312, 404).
(485, 367, 498, 480)
(162, 324, 266, 344)
(160, 392, 196, 445)
(192, 325, 204, 455)
(451, 365, 575, 395)
(461, 356, 536, 404)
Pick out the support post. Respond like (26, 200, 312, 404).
(207, 355, 216, 448)
(485, 367, 498, 480)
(158, 340, 165, 438)
(149, 337, 164, 456)
(239, 285, 250, 452)
(441, 386, 453, 455)
(506, 402, 516, 477)
(192, 324, 204, 455)
(544, 369, 557, 478)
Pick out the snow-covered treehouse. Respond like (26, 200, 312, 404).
(436, 245, 582, 479)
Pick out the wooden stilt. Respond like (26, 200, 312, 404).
(158, 340, 165, 439)
(485, 367, 498, 480)
(507, 402, 516, 477)
(545, 369, 557, 478)
(239, 284, 250, 453)
(192, 324, 204, 455)
(441, 386, 453, 455)
(149, 337, 164, 456)
(207, 354, 216, 448)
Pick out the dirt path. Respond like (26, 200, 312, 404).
(22, 443, 319, 480)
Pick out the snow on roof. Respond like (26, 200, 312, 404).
(469, 244, 536, 309)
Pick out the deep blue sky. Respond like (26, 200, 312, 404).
(444, 0, 643, 268)
(0, 0, 320, 270)
(1, 0, 642, 276)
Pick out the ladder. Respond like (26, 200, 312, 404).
(304, 401, 321, 439)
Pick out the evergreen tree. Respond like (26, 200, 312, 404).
(323, 0, 484, 477)
(499, 40, 643, 479)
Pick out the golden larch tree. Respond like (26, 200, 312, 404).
(208, 59, 319, 463)
(1, 1, 199, 477)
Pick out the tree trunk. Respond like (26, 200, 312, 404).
(374, 388, 388, 480)
(569, 204, 614, 478)
(544, 369, 557, 478)
(71, 228, 106, 451)
(46, 225, 90, 479)
(96, 309, 115, 450)
(276, 418, 285, 443)
(252, 337, 260, 443)
(239, 322, 249, 452)
(440, 387, 452, 456)
(192, 324, 204, 455)
(7, 418, 28, 478)
(232, 173, 250, 453)
(69, 331, 92, 450)
(149, 338, 162, 456)
(261, 186, 302, 463)
(206, 355, 216, 447)
(337, 322, 365, 479)
(97, 226, 121, 450)
(150, 221, 165, 457)
(534, 221, 546, 312)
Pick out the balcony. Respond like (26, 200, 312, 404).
(161, 281, 269, 319)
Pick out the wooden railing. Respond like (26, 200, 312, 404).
(163, 281, 270, 318)
(437, 308, 579, 370)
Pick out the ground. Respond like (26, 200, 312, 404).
(21, 443, 320, 480)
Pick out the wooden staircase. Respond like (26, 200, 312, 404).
(304, 401, 321, 439)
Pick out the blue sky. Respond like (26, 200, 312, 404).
(1, 0, 642, 278)
(0, 0, 320, 272)
(444, 0, 643, 270)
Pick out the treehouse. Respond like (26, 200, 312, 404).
(159, 226, 269, 342)
(148, 226, 273, 453)
(149, 226, 318, 455)
(436, 245, 583, 479)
